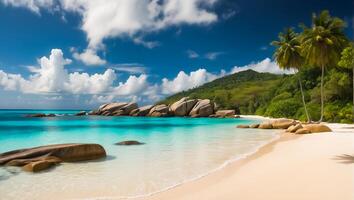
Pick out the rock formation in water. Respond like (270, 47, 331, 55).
(0, 143, 106, 172)
(115, 141, 145, 145)
(88, 97, 238, 118)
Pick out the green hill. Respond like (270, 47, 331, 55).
(160, 68, 353, 123)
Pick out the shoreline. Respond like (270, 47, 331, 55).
(139, 122, 354, 200)
(134, 131, 299, 200)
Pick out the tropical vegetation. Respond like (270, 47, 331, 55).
(161, 10, 353, 123)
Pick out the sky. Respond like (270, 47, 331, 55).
(0, 0, 353, 109)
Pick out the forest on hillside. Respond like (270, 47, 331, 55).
(161, 10, 353, 123)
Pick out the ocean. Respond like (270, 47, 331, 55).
(0, 109, 279, 199)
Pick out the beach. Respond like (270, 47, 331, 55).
(143, 123, 354, 200)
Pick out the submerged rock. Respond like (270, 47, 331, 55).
(115, 140, 145, 145)
(236, 125, 250, 128)
(22, 160, 56, 172)
(26, 113, 56, 118)
(5, 155, 62, 167)
(75, 111, 87, 116)
(0, 143, 106, 165)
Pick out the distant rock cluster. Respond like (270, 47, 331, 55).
(88, 97, 239, 118)
(237, 118, 332, 134)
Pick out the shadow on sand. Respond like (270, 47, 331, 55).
(333, 154, 354, 164)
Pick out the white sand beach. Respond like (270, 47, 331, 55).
(142, 122, 354, 200)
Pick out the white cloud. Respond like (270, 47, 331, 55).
(72, 48, 106, 66)
(113, 74, 149, 96)
(112, 65, 147, 74)
(204, 51, 223, 60)
(187, 50, 199, 58)
(221, 10, 236, 20)
(161, 68, 222, 94)
(231, 58, 295, 75)
(1, 0, 54, 14)
(0, 49, 152, 104)
(187, 50, 224, 60)
(2, 0, 219, 50)
(0, 49, 115, 94)
(133, 37, 160, 49)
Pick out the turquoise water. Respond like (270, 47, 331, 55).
(0, 110, 279, 200)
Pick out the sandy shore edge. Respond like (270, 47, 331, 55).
(139, 120, 354, 200)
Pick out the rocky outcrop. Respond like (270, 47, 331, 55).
(99, 102, 127, 114)
(5, 155, 62, 167)
(130, 105, 153, 116)
(115, 141, 145, 145)
(112, 103, 138, 116)
(287, 124, 303, 133)
(302, 124, 332, 133)
(237, 124, 249, 128)
(75, 111, 87, 116)
(90, 98, 219, 118)
(0, 143, 106, 166)
(94, 102, 138, 116)
(249, 124, 260, 128)
(26, 113, 56, 118)
(22, 160, 57, 172)
(271, 118, 297, 129)
(258, 122, 273, 129)
(295, 128, 310, 134)
(189, 99, 215, 117)
(215, 110, 235, 118)
(169, 97, 198, 116)
(148, 104, 170, 117)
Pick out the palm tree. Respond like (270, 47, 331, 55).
(272, 28, 311, 122)
(300, 10, 348, 122)
(338, 43, 354, 122)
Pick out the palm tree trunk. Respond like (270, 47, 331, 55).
(319, 64, 325, 122)
(298, 76, 311, 122)
(352, 66, 354, 123)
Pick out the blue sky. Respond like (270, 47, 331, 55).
(0, 0, 353, 109)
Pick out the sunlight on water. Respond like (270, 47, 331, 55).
(0, 110, 279, 199)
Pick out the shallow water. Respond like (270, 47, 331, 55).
(0, 110, 278, 200)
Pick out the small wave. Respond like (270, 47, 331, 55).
(75, 132, 281, 200)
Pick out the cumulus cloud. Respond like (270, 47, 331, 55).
(161, 68, 222, 94)
(231, 58, 295, 75)
(2, 0, 219, 50)
(0, 49, 153, 104)
(0, 49, 293, 106)
(1, 0, 55, 14)
(72, 48, 106, 66)
(113, 74, 149, 96)
(0, 49, 118, 95)
(2, 0, 220, 67)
